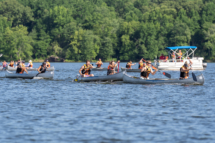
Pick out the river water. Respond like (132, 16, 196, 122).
(0, 62, 214, 142)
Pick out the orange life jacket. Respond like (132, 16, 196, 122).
(139, 62, 144, 69)
(126, 62, 131, 69)
(97, 61, 102, 68)
(108, 65, 114, 70)
(46, 62, 50, 67)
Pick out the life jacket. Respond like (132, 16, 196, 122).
(40, 65, 46, 73)
(107, 65, 114, 75)
(139, 62, 144, 69)
(126, 62, 131, 69)
(140, 66, 151, 78)
(46, 62, 50, 67)
(178, 52, 182, 58)
(16, 65, 24, 74)
(97, 61, 102, 68)
(172, 54, 175, 58)
(29, 62, 33, 68)
(82, 64, 91, 75)
(180, 66, 189, 79)
(9, 62, 14, 67)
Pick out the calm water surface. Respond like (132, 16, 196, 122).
(0, 62, 215, 142)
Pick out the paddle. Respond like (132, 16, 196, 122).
(142, 58, 171, 79)
(118, 60, 120, 73)
(190, 65, 197, 81)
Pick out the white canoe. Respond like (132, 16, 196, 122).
(123, 73, 204, 85)
(76, 71, 124, 82)
(6, 66, 55, 71)
(121, 67, 141, 72)
(91, 67, 107, 71)
(5, 71, 54, 79)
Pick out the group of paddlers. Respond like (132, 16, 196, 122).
(1, 60, 51, 74)
(79, 57, 193, 79)
(160, 50, 183, 62)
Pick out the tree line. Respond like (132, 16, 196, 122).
(0, 0, 215, 62)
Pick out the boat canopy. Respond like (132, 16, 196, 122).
(165, 46, 197, 50)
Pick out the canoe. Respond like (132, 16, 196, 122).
(123, 73, 204, 85)
(92, 66, 118, 71)
(6, 66, 55, 71)
(121, 67, 141, 72)
(91, 67, 107, 71)
(0, 67, 6, 71)
(75, 71, 124, 82)
(5, 71, 54, 79)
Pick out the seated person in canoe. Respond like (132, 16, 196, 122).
(9, 61, 14, 67)
(96, 58, 103, 68)
(126, 61, 136, 69)
(139, 59, 145, 69)
(2, 61, 8, 69)
(140, 60, 158, 79)
(27, 60, 33, 68)
(16, 62, 28, 74)
(37, 62, 47, 73)
(46, 60, 51, 68)
(107, 61, 118, 75)
(79, 60, 94, 77)
(180, 59, 193, 79)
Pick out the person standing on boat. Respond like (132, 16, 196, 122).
(107, 61, 118, 75)
(16, 62, 28, 74)
(180, 58, 193, 79)
(140, 61, 158, 79)
(46, 60, 51, 68)
(171, 52, 176, 62)
(27, 60, 33, 68)
(177, 50, 183, 62)
(139, 59, 145, 69)
(9, 61, 14, 67)
(79, 60, 94, 77)
(126, 61, 136, 69)
(96, 58, 103, 68)
(37, 62, 47, 73)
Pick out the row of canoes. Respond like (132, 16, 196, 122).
(0, 66, 55, 71)
(75, 71, 205, 85)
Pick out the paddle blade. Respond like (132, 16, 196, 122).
(163, 72, 171, 79)
(192, 72, 197, 81)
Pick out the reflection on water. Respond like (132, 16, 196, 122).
(0, 63, 214, 142)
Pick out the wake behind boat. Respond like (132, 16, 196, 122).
(123, 73, 204, 85)
(75, 71, 124, 82)
(5, 71, 54, 79)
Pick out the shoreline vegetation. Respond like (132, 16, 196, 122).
(0, 0, 215, 62)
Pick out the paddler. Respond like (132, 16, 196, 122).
(46, 60, 51, 68)
(177, 50, 183, 62)
(16, 61, 28, 74)
(79, 60, 94, 77)
(9, 61, 14, 67)
(140, 61, 158, 79)
(2, 61, 8, 69)
(96, 58, 103, 68)
(180, 58, 193, 79)
(37, 62, 47, 73)
(126, 61, 136, 69)
(107, 61, 118, 75)
(138, 59, 145, 69)
(27, 60, 33, 68)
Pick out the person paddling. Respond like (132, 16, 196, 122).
(2, 61, 8, 69)
(140, 61, 158, 79)
(27, 60, 33, 68)
(180, 58, 193, 79)
(16, 61, 28, 74)
(46, 60, 51, 68)
(9, 61, 14, 67)
(126, 61, 136, 69)
(79, 60, 94, 77)
(107, 61, 118, 75)
(96, 58, 103, 68)
(138, 59, 145, 69)
(37, 62, 47, 73)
